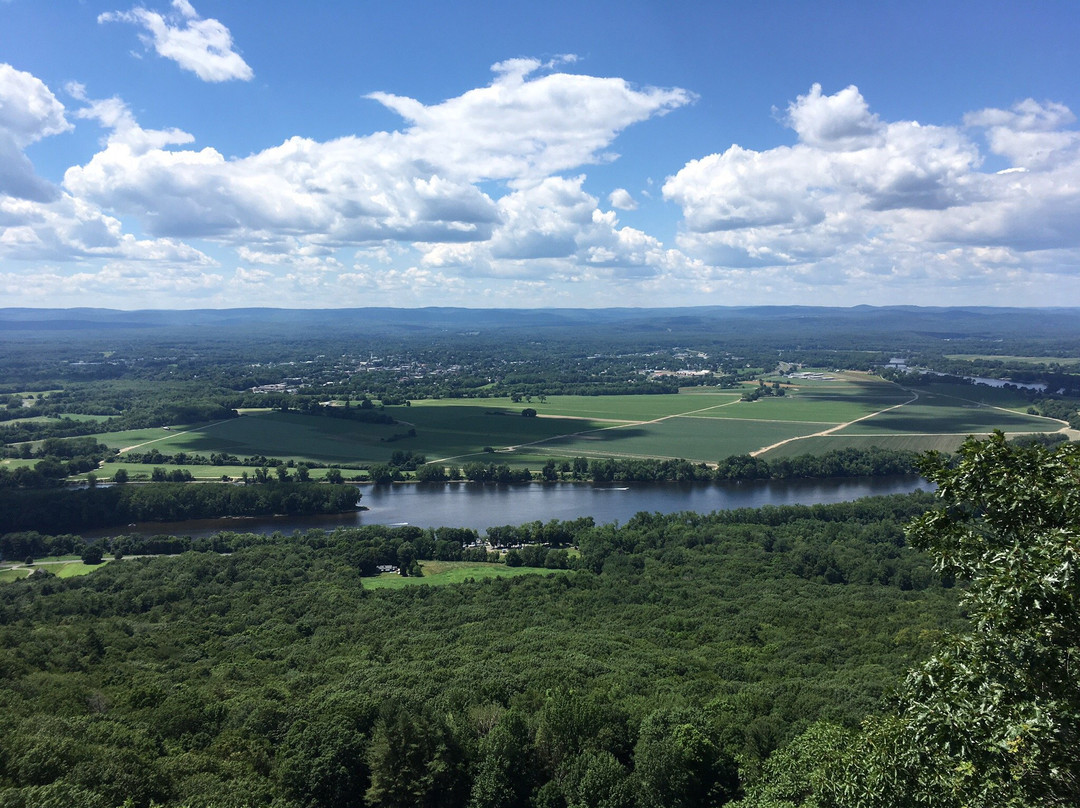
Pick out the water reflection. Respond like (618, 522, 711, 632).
(90, 476, 931, 539)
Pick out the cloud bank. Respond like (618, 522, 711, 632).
(3, 53, 1080, 307)
(663, 84, 1080, 299)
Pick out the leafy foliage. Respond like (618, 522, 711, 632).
(739, 433, 1080, 807)
(0, 496, 957, 807)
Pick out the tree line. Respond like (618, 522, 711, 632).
(0, 481, 360, 534)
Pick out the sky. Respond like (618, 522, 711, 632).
(2, 1, 1080, 310)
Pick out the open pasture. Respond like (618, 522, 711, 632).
(56, 413, 115, 423)
(362, 560, 554, 590)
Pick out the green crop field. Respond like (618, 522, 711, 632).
(99, 414, 397, 462)
(406, 393, 744, 422)
(518, 416, 823, 463)
(58, 378, 1072, 474)
(695, 392, 909, 423)
(97, 424, 207, 452)
(834, 390, 1057, 436)
(362, 560, 556, 589)
(759, 434, 973, 458)
(919, 382, 1038, 410)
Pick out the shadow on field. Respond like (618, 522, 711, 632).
(539, 427, 649, 445)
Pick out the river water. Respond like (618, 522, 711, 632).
(97, 477, 931, 539)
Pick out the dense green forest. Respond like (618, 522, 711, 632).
(0, 491, 956, 807)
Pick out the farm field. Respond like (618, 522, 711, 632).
(834, 389, 1057, 437)
(100, 414, 405, 462)
(404, 393, 744, 421)
(95, 423, 209, 452)
(914, 382, 1041, 410)
(759, 433, 971, 459)
(361, 560, 556, 590)
(521, 417, 820, 463)
(41, 376, 1074, 475)
(694, 391, 910, 423)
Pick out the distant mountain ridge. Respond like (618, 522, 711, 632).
(3, 305, 1079, 347)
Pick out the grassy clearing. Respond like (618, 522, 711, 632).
(0, 559, 105, 583)
(56, 413, 115, 422)
(53, 561, 103, 578)
(362, 560, 556, 590)
(1, 458, 39, 470)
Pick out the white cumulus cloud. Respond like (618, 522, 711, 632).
(663, 84, 1080, 299)
(62, 61, 691, 257)
(0, 64, 71, 202)
(420, 176, 675, 284)
(368, 58, 693, 186)
(99, 0, 253, 82)
(608, 188, 637, 210)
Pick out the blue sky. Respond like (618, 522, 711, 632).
(2, 1, 1080, 309)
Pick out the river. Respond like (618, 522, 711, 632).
(94, 476, 932, 539)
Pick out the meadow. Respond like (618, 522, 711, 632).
(0, 556, 103, 582)
(362, 559, 556, 589)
